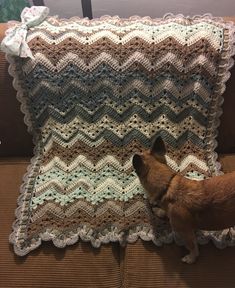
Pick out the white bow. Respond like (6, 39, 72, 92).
(0, 6, 49, 59)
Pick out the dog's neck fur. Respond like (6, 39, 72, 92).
(157, 172, 177, 204)
(146, 163, 177, 207)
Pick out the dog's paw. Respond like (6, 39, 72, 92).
(181, 254, 197, 264)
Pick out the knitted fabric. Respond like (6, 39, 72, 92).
(5, 13, 235, 256)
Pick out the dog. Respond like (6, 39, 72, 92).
(132, 136, 235, 264)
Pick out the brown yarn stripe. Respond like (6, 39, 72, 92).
(28, 34, 220, 60)
(41, 138, 145, 165)
(28, 208, 152, 239)
(27, 35, 219, 81)
(27, 195, 153, 236)
(167, 140, 207, 162)
(41, 138, 208, 167)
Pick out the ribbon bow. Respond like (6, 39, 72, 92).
(0, 6, 49, 59)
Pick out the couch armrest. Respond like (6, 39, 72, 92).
(0, 23, 8, 42)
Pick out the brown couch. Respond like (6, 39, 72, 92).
(1, 20, 235, 288)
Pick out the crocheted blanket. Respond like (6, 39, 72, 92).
(2, 10, 235, 255)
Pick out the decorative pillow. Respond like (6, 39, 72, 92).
(2, 7, 235, 256)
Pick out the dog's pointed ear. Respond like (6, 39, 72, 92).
(151, 136, 166, 155)
(132, 154, 143, 175)
(151, 136, 166, 164)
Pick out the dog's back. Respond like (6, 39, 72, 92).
(167, 171, 235, 231)
(196, 171, 235, 230)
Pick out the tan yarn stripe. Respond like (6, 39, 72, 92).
(41, 138, 145, 165)
(28, 36, 220, 60)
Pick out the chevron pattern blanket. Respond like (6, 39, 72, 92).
(5, 13, 235, 255)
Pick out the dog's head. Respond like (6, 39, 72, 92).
(132, 136, 171, 204)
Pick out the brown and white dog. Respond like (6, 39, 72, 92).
(132, 136, 235, 264)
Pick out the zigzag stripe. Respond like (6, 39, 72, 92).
(31, 94, 211, 125)
(42, 128, 206, 149)
(28, 68, 215, 117)
(39, 153, 208, 176)
(36, 20, 222, 35)
(34, 95, 208, 122)
(40, 155, 132, 173)
(27, 28, 222, 50)
(32, 96, 210, 128)
(180, 163, 209, 178)
(43, 133, 108, 152)
(29, 211, 151, 235)
(36, 152, 209, 182)
(31, 201, 94, 219)
(27, 61, 214, 89)
(28, 36, 219, 62)
(29, 201, 150, 232)
(34, 165, 136, 193)
(41, 114, 206, 141)
(23, 52, 216, 76)
(34, 159, 208, 195)
(34, 174, 138, 195)
(33, 175, 139, 198)
(165, 155, 208, 172)
(35, 104, 207, 129)
(30, 178, 144, 208)
(166, 140, 207, 161)
(30, 80, 211, 118)
(41, 137, 207, 166)
(32, 87, 211, 124)
(30, 200, 147, 222)
(31, 78, 212, 109)
(41, 138, 141, 165)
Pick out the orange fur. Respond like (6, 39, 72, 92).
(132, 137, 235, 264)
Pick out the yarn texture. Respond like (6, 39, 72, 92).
(3, 12, 235, 256)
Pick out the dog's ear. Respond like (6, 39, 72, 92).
(151, 136, 166, 164)
(132, 154, 144, 175)
(151, 136, 166, 154)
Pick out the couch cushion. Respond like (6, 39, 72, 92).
(0, 159, 122, 288)
(123, 239, 235, 288)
